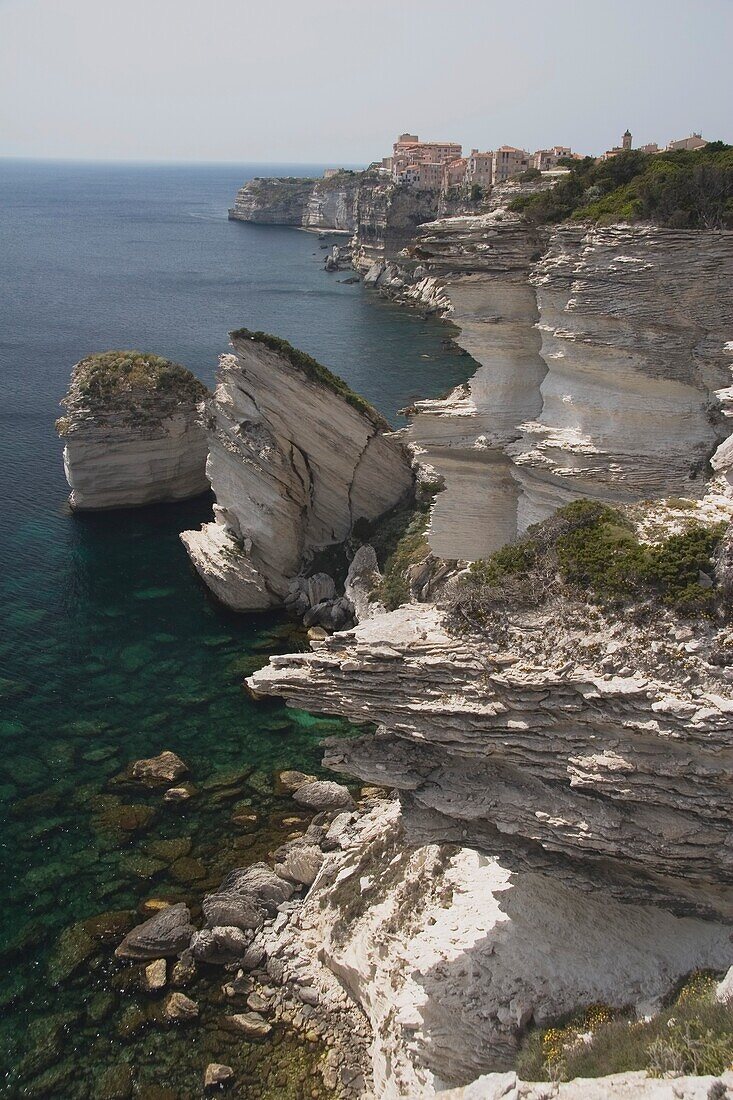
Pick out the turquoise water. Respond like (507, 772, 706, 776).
(0, 160, 473, 1097)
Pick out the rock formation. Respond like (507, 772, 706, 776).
(248, 600, 733, 923)
(57, 351, 209, 510)
(229, 171, 363, 231)
(180, 331, 413, 611)
(378, 215, 733, 560)
(229, 170, 442, 261)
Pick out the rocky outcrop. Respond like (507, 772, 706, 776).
(387, 216, 733, 560)
(249, 600, 733, 923)
(351, 181, 442, 272)
(229, 172, 363, 231)
(181, 331, 413, 610)
(228, 176, 320, 226)
(57, 351, 209, 510)
(246, 797, 733, 1098)
(229, 171, 442, 263)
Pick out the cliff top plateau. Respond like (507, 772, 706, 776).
(57, 350, 208, 433)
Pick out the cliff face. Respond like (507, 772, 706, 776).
(228, 171, 442, 260)
(351, 181, 441, 271)
(249, 600, 733, 922)
(180, 332, 413, 611)
(228, 177, 319, 226)
(392, 216, 733, 560)
(229, 172, 363, 231)
(252, 799, 732, 1098)
(56, 352, 209, 510)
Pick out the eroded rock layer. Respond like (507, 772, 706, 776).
(249, 603, 733, 921)
(181, 332, 413, 610)
(397, 216, 733, 558)
(57, 351, 209, 510)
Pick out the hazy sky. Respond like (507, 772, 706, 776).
(1, 0, 731, 163)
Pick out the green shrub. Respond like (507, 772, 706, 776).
(71, 351, 207, 408)
(374, 510, 430, 610)
(516, 971, 733, 1082)
(509, 144, 733, 228)
(449, 499, 726, 628)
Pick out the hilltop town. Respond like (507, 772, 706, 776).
(334, 127, 710, 194)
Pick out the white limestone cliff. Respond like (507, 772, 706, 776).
(56, 351, 209, 510)
(248, 798, 733, 1098)
(180, 331, 413, 611)
(389, 216, 733, 560)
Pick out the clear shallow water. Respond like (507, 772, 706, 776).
(0, 159, 474, 1097)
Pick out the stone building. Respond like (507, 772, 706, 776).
(465, 149, 494, 187)
(531, 145, 573, 171)
(391, 133, 463, 179)
(666, 132, 708, 152)
(492, 145, 530, 183)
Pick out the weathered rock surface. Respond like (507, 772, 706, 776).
(228, 172, 361, 230)
(142, 958, 166, 992)
(181, 331, 413, 610)
(441, 1070, 733, 1099)
(115, 903, 195, 959)
(249, 603, 733, 921)
(223, 1012, 272, 1038)
(190, 926, 252, 964)
(394, 216, 733, 559)
(163, 991, 199, 1023)
(204, 1063, 234, 1090)
(249, 799, 733, 1099)
(57, 351, 209, 511)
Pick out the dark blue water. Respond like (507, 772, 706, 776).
(0, 159, 472, 1098)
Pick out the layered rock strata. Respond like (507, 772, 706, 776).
(229, 171, 363, 231)
(249, 601, 733, 922)
(241, 797, 733, 1098)
(56, 351, 209, 510)
(181, 332, 413, 611)
(229, 171, 441, 263)
(383, 216, 733, 559)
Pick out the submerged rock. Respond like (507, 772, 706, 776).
(204, 1064, 234, 1090)
(162, 991, 199, 1023)
(56, 351, 209, 511)
(47, 922, 96, 985)
(115, 902, 195, 959)
(130, 751, 188, 786)
(293, 780, 353, 812)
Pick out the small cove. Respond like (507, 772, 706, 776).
(0, 159, 475, 1096)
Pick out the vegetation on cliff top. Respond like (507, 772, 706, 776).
(509, 144, 733, 228)
(449, 499, 726, 629)
(58, 351, 207, 429)
(230, 329, 391, 431)
(517, 971, 733, 1082)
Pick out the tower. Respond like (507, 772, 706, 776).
(622, 129, 632, 151)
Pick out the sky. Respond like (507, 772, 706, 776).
(0, 0, 731, 164)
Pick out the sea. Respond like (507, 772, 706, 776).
(0, 159, 473, 1098)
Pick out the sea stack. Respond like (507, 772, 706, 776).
(180, 330, 414, 611)
(56, 351, 210, 510)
